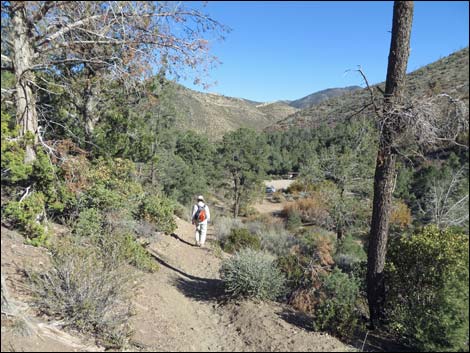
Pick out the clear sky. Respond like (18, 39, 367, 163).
(179, 1, 469, 102)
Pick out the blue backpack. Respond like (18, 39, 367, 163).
(194, 205, 207, 222)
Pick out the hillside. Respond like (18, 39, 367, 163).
(1, 220, 353, 352)
(267, 47, 469, 131)
(146, 82, 366, 139)
(288, 86, 362, 110)
(170, 84, 300, 139)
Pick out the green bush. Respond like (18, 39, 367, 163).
(214, 217, 244, 243)
(137, 193, 176, 234)
(73, 208, 103, 238)
(1, 112, 33, 184)
(83, 158, 144, 213)
(258, 224, 298, 257)
(385, 225, 469, 352)
(3, 192, 49, 246)
(220, 248, 286, 301)
(221, 228, 261, 254)
(276, 254, 306, 290)
(28, 237, 135, 348)
(116, 233, 159, 273)
(334, 235, 367, 273)
(313, 268, 361, 337)
(286, 210, 302, 231)
(73, 209, 158, 273)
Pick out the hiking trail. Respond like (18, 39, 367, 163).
(128, 216, 351, 351)
(1, 215, 352, 352)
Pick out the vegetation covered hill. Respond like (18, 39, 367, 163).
(166, 84, 300, 139)
(268, 47, 469, 131)
(288, 86, 362, 110)
(146, 82, 365, 139)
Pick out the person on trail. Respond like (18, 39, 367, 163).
(191, 195, 210, 247)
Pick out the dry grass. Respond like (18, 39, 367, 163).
(283, 197, 329, 226)
(27, 237, 136, 348)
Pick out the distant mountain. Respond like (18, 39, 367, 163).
(164, 84, 364, 138)
(169, 85, 299, 139)
(288, 86, 362, 110)
(267, 47, 469, 132)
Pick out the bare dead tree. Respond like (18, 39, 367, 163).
(425, 166, 469, 228)
(1, 1, 228, 162)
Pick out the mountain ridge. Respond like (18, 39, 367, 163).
(168, 83, 363, 138)
(267, 47, 469, 132)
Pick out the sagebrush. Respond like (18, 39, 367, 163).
(220, 248, 286, 301)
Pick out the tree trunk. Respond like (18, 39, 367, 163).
(233, 175, 241, 218)
(367, 0, 413, 328)
(83, 79, 99, 138)
(12, 2, 38, 162)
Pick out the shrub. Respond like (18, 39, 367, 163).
(278, 230, 337, 296)
(286, 210, 302, 230)
(390, 200, 412, 231)
(83, 158, 144, 213)
(313, 268, 361, 337)
(73, 209, 158, 273)
(28, 237, 135, 348)
(286, 179, 317, 194)
(299, 230, 336, 267)
(258, 225, 298, 257)
(220, 248, 286, 301)
(277, 254, 307, 291)
(1, 112, 33, 184)
(73, 208, 103, 238)
(283, 197, 329, 226)
(221, 228, 261, 254)
(100, 212, 158, 273)
(214, 216, 244, 243)
(385, 225, 469, 352)
(137, 193, 176, 234)
(3, 192, 50, 246)
(270, 190, 285, 203)
(288, 288, 317, 313)
(115, 233, 159, 273)
(334, 235, 367, 273)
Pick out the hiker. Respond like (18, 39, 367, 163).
(191, 195, 211, 247)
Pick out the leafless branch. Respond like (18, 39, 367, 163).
(356, 66, 382, 117)
(19, 186, 32, 203)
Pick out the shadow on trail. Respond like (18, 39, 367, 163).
(148, 249, 201, 281)
(172, 276, 226, 303)
(147, 249, 226, 303)
(278, 306, 415, 352)
(170, 232, 196, 247)
(277, 308, 314, 332)
(347, 329, 417, 352)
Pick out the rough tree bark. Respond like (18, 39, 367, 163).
(11, 2, 38, 162)
(367, 0, 414, 328)
(233, 176, 241, 218)
(83, 78, 99, 139)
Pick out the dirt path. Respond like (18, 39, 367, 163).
(129, 217, 352, 352)
(1, 216, 352, 352)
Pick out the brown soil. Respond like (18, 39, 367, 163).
(1, 216, 353, 352)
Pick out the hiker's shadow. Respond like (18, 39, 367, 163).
(148, 250, 226, 303)
(172, 276, 226, 303)
(170, 232, 196, 247)
(278, 308, 314, 332)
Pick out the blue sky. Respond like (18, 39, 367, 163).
(179, 1, 469, 102)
